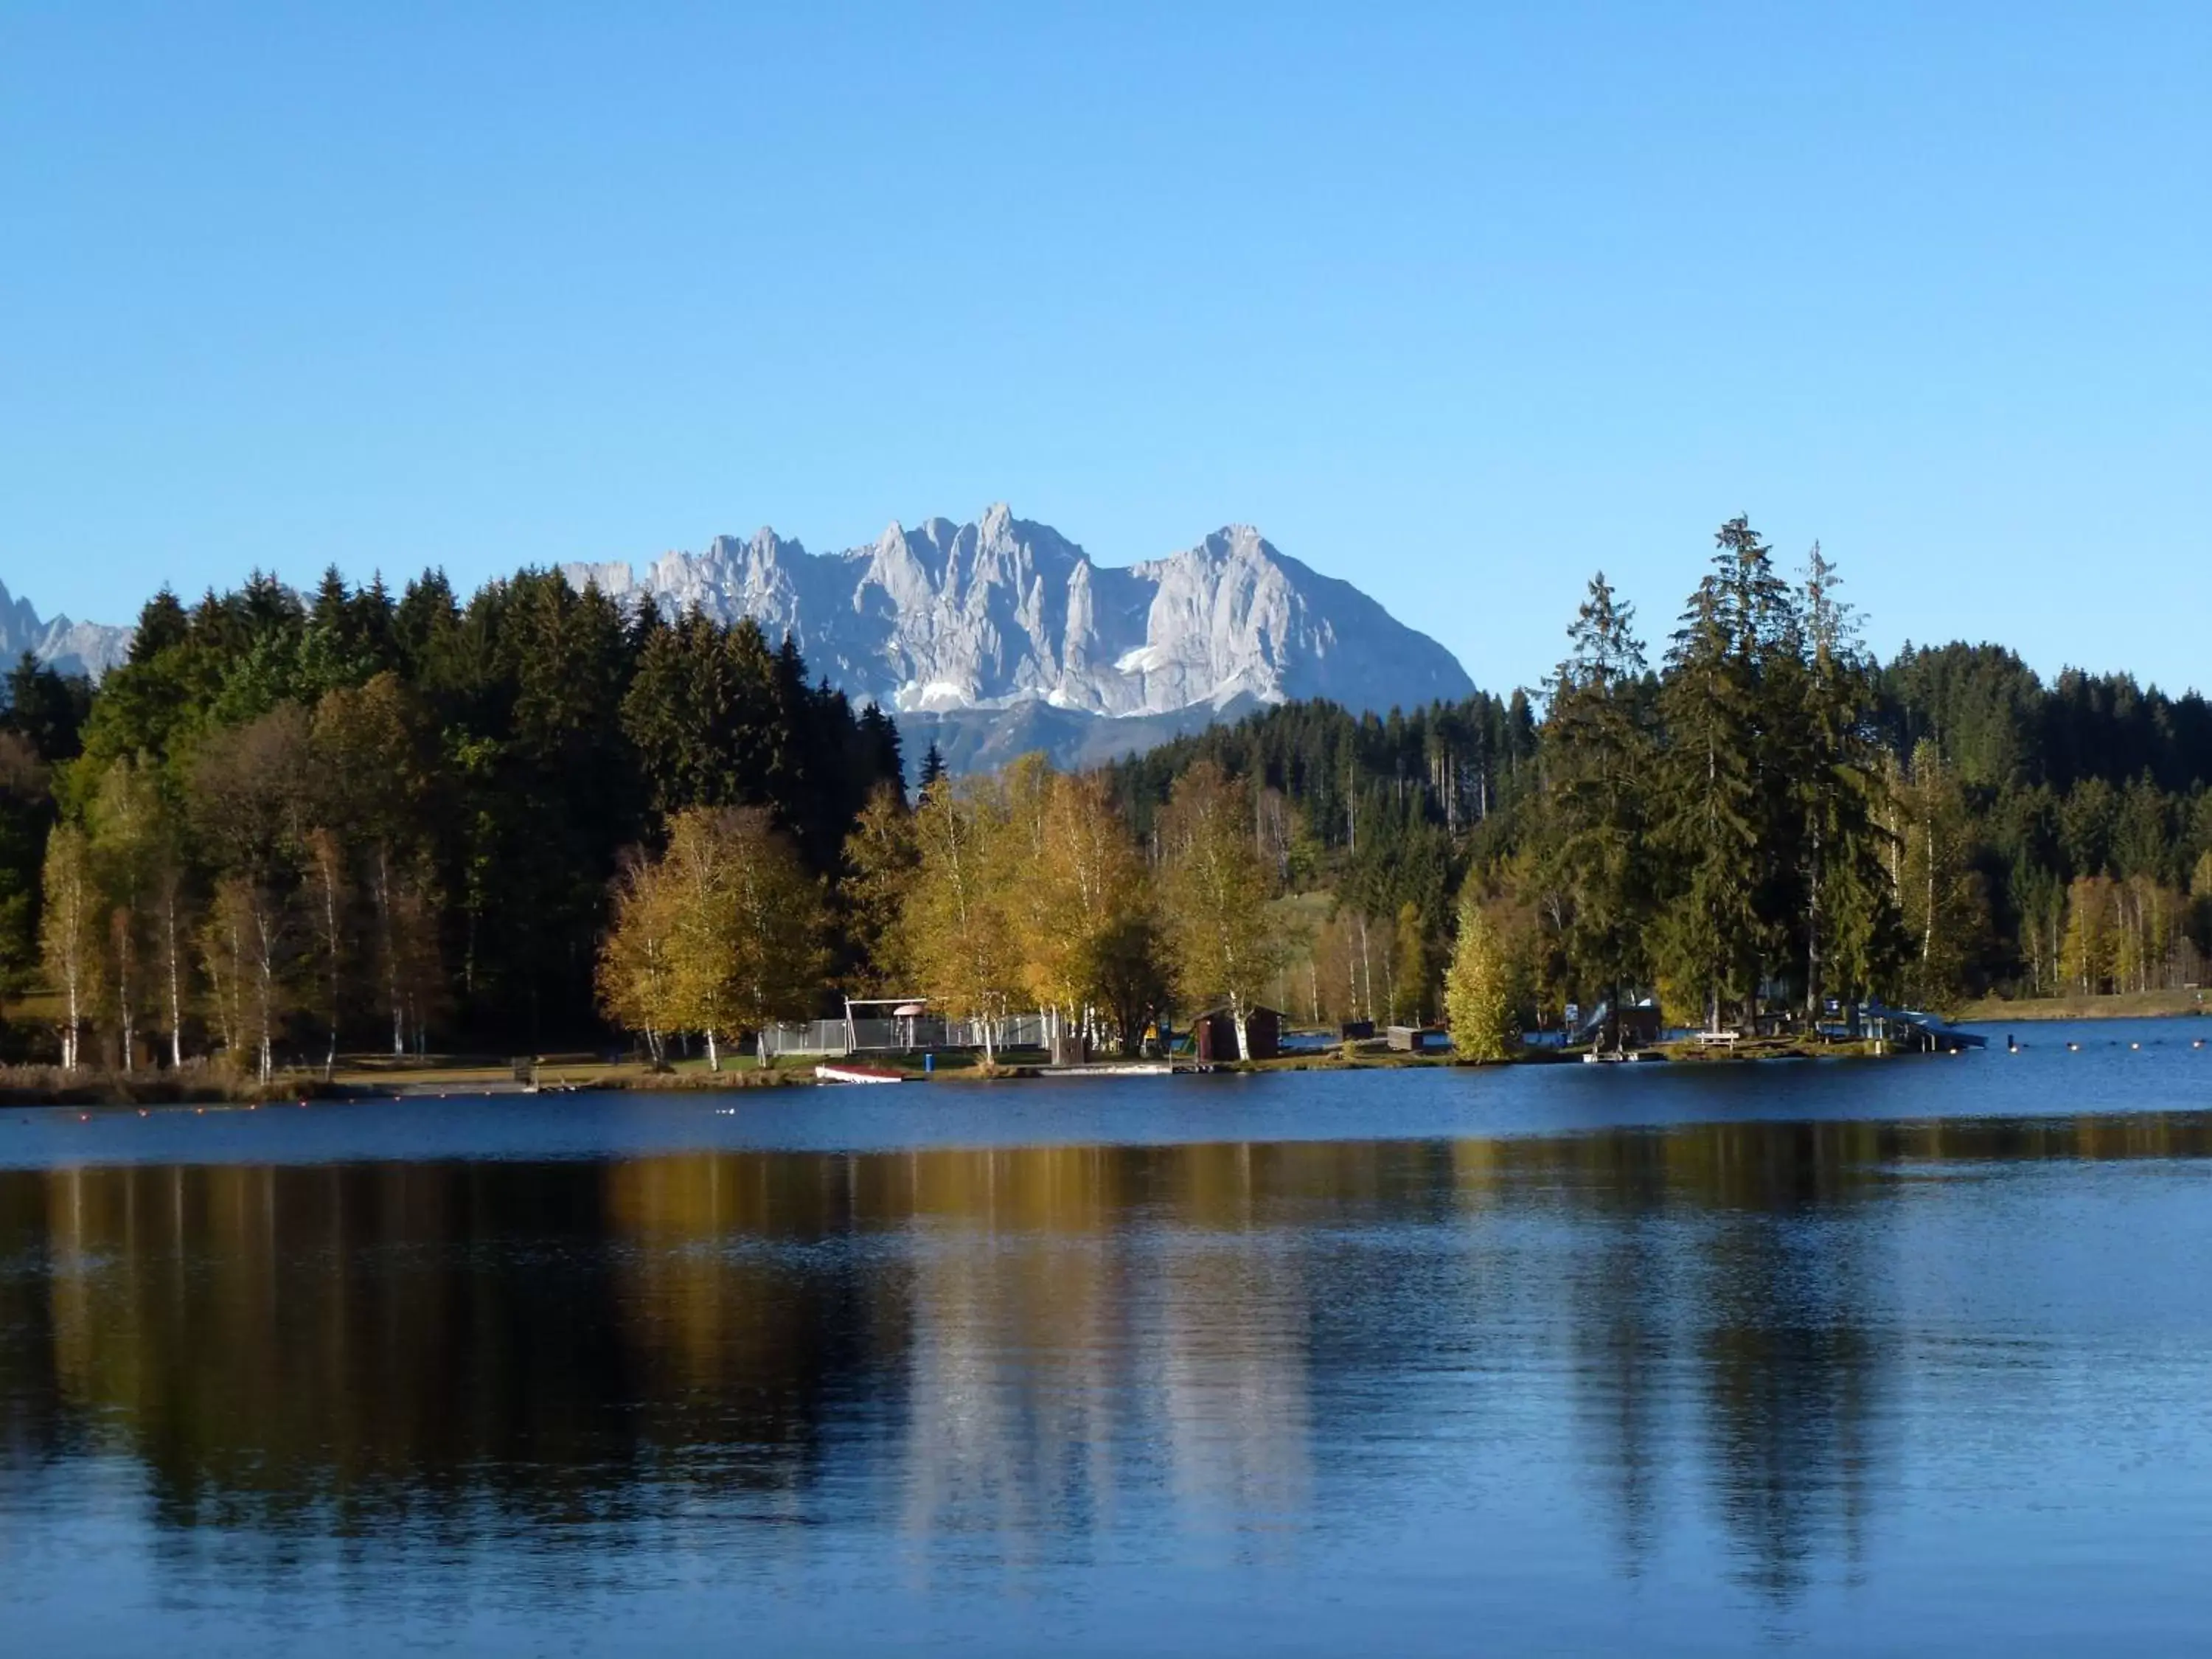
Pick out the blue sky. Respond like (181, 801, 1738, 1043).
(3, 3, 2205, 695)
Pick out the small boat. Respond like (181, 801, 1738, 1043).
(815, 1062, 910, 1085)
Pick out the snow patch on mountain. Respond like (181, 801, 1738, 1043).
(560, 505, 1471, 719)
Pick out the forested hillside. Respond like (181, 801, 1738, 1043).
(1, 524, 2206, 1079)
(1110, 529, 2212, 1026)
(0, 568, 900, 1069)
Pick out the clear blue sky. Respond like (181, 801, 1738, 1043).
(4, 3, 2205, 695)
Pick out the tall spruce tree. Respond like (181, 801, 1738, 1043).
(1792, 544, 1901, 1013)
(1652, 522, 1773, 1032)
(1540, 574, 1652, 1044)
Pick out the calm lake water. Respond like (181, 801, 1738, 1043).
(2, 1018, 2210, 1656)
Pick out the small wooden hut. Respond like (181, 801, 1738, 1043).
(1194, 1005, 1282, 1062)
(1386, 1025, 1448, 1053)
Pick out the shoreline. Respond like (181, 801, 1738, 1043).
(0, 1043, 1893, 1106)
(9, 1007, 2191, 1107)
(1956, 992, 2206, 1024)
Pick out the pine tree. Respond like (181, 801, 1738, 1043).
(1540, 574, 1654, 1041)
(1393, 900, 1431, 1025)
(839, 782, 919, 995)
(1091, 909, 1173, 1056)
(0, 733, 50, 1018)
(128, 587, 192, 664)
(1652, 531, 1769, 1032)
(1792, 544, 1901, 1014)
(312, 672, 437, 1055)
(1893, 740, 1987, 1009)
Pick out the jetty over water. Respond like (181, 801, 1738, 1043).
(1854, 1004, 1988, 1054)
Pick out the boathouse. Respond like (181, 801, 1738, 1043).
(1194, 1005, 1283, 1062)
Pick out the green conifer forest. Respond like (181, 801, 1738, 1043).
(1, 522, 2207, 1075)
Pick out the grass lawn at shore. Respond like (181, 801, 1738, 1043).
(334, 1051, 827, 1092)
(1956, 989, 2207, 1023)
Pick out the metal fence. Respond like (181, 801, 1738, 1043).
(759, 1013, 1051, 1058)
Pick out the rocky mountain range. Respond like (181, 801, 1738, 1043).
(0, 579, 133, 678)
(563, 504, 1472, 730)
(1, 507, 1473, 773)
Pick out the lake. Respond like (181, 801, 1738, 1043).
(1, 1017, 2208, 1656)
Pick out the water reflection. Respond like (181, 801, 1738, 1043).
(4, 1108, 2212, 1641)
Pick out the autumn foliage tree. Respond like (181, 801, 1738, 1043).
(1443, 888, 1521, 1062)
(1158, 760, 1281, 1060)
(8, 534, 2212, 1083)
(15, 565, 899, 1074)
(899, 773, 1021, 1063)
(39, 824, 95, 1071)
(596, 849, 682, 1065)
(599, 807, 823, 1071)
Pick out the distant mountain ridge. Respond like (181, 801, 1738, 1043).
(561, 504, 1472, 724)
(0, 579, 132, 678)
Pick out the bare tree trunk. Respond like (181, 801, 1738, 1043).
(253, 900, 276, 1084)
(164, 889, 184, 1068)
(114, 912, 135, 1073)
(378, 845, 403, 1057)
(322, 872, 341, 1078)
(1804, 821, 1823, 1022)
(704, 1027, 720, 1072)
(1921, 818, 1936, 985)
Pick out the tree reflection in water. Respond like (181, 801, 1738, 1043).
(3, 1109, 2212, 1621)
